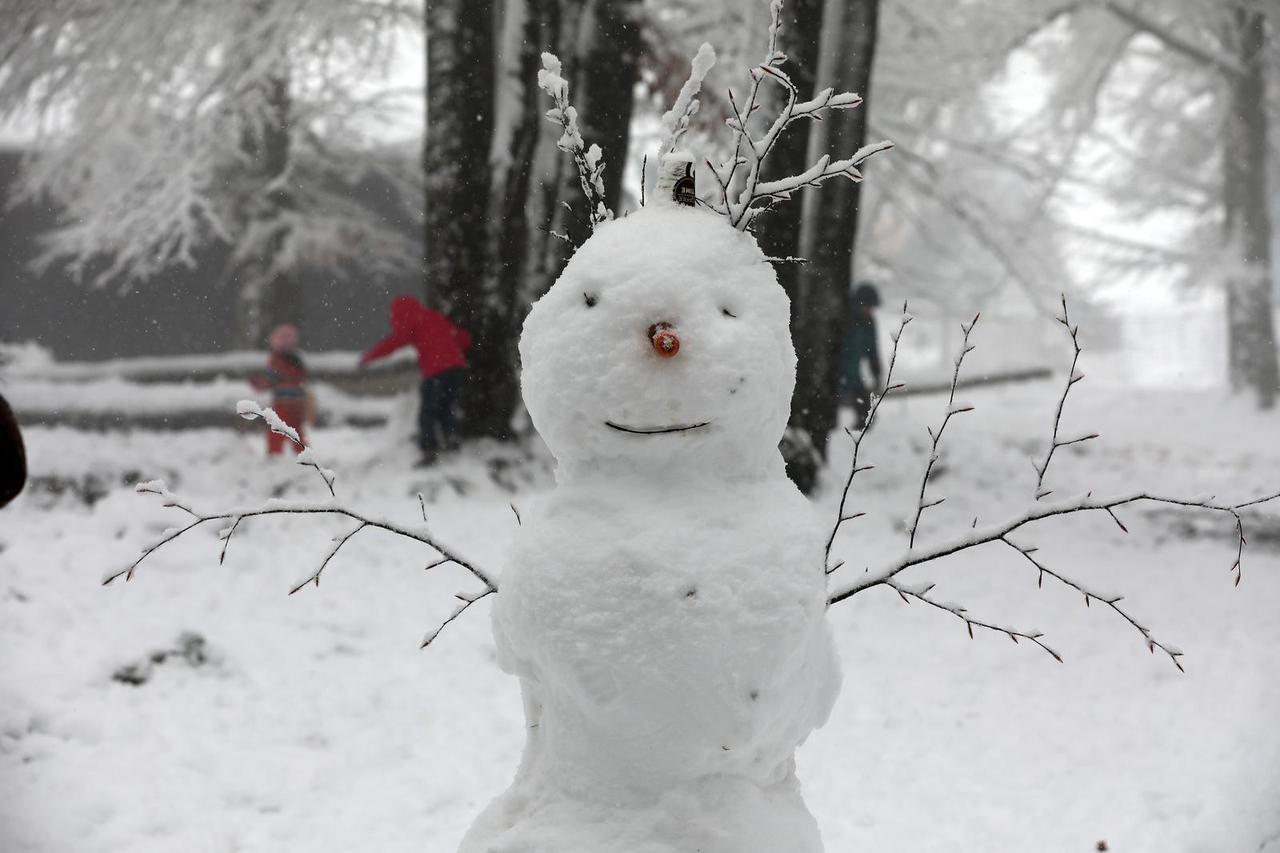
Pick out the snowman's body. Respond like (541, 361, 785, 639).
(461, 206, 840, 853)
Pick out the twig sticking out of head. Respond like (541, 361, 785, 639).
(538, 53, 612, 230)
(707, 0, 893, 231)
(906, 314, 980, 549)
(825, 301, 912, 575)
(657, 42, 717, 162)
(1033, 295, 1098, 500)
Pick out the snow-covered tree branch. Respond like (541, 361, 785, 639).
(0, 0, 422, 344)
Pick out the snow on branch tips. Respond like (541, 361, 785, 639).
(237, 399, 335, 495)
(538, 53, 612, 231)
(657, 42, 717, 161)
(825, 298, 1280, 670)
(708, 0, 894, 231)
(106, 402, 496, 649)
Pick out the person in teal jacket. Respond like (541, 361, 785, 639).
(839, 282, 882, 429)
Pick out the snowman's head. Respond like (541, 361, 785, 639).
(519, 205, 796, 480)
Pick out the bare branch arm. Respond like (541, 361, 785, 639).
(825, 303, 913, 574)
(883, 578, 1063, 663)
(1032, 296, 1097, 499)
(106, 498, 497, 593)
(999, 536, 1182, 669)
(422, 588, 496, 649)
(288, 522, 368, 595)
(906, 313, 980, 548)
(831, 489, 1278, 605)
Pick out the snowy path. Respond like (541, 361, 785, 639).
(1, 379, 1278, 852)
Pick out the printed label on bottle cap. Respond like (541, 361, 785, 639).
(656, 154, 697, 207)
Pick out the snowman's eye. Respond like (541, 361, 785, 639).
(721, 307, 738, 318)
(584, 293, 598, 308)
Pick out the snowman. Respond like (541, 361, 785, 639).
(459, 155, 842, 852)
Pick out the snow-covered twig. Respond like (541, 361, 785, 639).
(657, 43, 717, 161)
(709, 0, 893, 230)
(885, 578, 1062, 663)
(236, 399, 336, 496)
(288, 522, 367, 595)
(538, 53, 612, 230)
(1000, 536, 1179, 669)
(825, 302, 912, 574)
(422, 588, 496, 649)
(906, 314, 980, 548)
(1032, 295, 1097, 500)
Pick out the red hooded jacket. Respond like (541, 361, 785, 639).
(360, 297, 472, 378)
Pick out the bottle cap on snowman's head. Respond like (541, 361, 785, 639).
(655, 153, 696, 208)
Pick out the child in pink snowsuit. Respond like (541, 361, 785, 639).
(250, 324, 310, 455)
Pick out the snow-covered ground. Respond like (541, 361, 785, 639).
(1, 371, 1278, 852)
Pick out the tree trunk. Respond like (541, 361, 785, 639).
(753, 0, 881, 492)
(426, 0, 500, 432)
(754, 0, 822, 295)
(541, 0, 639, 258)
(464, 0, 566, 440)
(572, 0, 642, 217)
(428, 0, 639, 439)
(234, 71, 300, 349)
(794, 0, 882, 454)
(1223, 7, 1278, 409)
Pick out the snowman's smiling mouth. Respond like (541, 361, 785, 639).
(605, 421, 710, 435)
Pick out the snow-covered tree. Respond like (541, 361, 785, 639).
(1026, 0, 1279, 408)
(0, 0, 421, 347)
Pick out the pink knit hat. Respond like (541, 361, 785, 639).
(268, 324, 300, 353)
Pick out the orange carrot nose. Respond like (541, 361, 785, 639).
(649, 323, 680, 358)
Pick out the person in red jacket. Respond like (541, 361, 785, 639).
(360, 296, 471, 463)
(250, 324, 311, 455)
